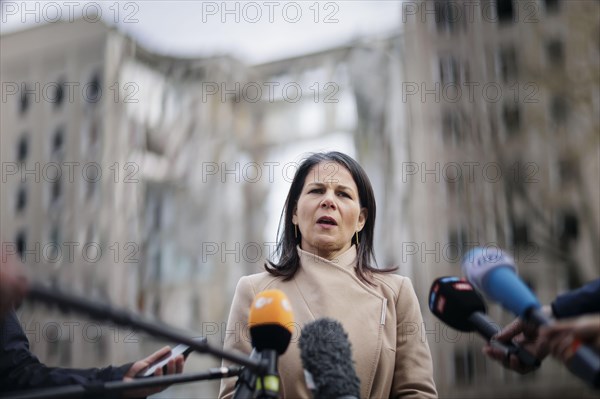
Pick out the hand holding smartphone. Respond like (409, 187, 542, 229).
(136, 343, 193, 378)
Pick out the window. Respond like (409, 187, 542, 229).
(15, 231, 26, 258)
(558, 158, 578, 185)
(498, 46, 518, 81)
(17, 135, 28, 162)
(51, 180, 62, 204)
(546, 39, 564, 67)
(86, 72, 102, 104)
(52, 127, 65, 157)
(550, 96, 568, 125)
(52, 80, 65, 109)
(435, 0, 460, 34)
(496, 0, 514, 24)
(439, 55, 460, 85)
(511, 221, 529, 248)
(503, 103, 520, 133)
(16, 184, 27, 213)
(442, 110, 461, 144)
(48, 225, 61, 261)
(559, 211, 579, 243)
(544, 0, 560, 13)
(89, 119, 99, 147)
(19, 85, 30, 116)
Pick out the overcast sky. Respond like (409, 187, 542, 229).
(1, 1, 403, 64)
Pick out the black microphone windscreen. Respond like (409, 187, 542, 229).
(249, 324, 292, 355)
(299, 318, 360, 399)
(429, 276, 486, 332)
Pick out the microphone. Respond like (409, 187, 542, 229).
(299, 318, 360, 399)
(428, 276, 539, 367)
(462, 248, 600, 388)
(246, 289, 294, 399)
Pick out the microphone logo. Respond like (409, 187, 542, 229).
(452, 282, 473, 291)
(254, 297, 273, 309)
(465, 248, 514, 269)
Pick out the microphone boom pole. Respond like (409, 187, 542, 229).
(2, 367, 242, 399)
(27, 283, 264, 372)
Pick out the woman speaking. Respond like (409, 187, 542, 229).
(219, 152, 437, 398)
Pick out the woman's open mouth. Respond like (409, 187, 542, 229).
(316, 216, 338, 226)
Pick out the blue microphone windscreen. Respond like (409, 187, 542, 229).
(483, 267, 540, 317)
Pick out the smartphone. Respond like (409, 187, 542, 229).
(137, 344, 194, 378)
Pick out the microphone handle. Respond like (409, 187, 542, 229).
(468, 312, 499, 340)
(469, 312, 540, 368)
(2, 367, 242, 399)
(255, 349, 280, 399)
(233, 350, 260, 399)
(568, 345, 600, 389)
(525, 306, 600, 387)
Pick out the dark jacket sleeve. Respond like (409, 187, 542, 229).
(0, 310, 132, 394)
(551, 278, 600, 319)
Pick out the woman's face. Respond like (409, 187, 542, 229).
(292, 162, 366, 260)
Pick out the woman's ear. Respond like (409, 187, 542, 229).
(292, 206, 298, 225)
(357, 208, 367, 231)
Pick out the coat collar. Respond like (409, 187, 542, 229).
(296, 244, 358, 272)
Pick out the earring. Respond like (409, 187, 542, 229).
(294, 224, 298, 239)
(355, 231, 359, 246)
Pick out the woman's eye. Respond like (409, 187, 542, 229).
(338, 192, 351, 198)
(309, 188, 323, 194)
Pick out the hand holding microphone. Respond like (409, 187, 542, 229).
(428, 276, 540, 371)
(463, 247, 600, 388)
(481, 315, 549, 374)
(539, 315, 600, 364)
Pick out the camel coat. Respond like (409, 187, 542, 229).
(219, 246, 437, 398)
